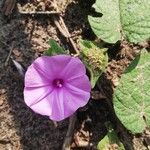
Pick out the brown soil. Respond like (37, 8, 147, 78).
(0, 0, 150, 150)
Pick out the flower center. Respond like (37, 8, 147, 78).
(53, 79, 64, 88)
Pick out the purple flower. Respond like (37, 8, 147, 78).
(24, 55, 91, 121)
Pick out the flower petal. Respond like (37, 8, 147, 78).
(49, 89, 65, 121)
(66, 75, 91, 92)
(35, 55, 87, 80)
(33, 55, 72, 79)
(63, 87, 90, 119)
(30, 95, 52, 116)
(24, 85, 53, 110)
(60, 57, 86, 80)
(25, 64, 51, 87)
(49, 87, 89, 121)
(65, 84, 90, 103)
(25, 55, 87, 87)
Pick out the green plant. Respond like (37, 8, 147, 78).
(88, 0, 150, 43)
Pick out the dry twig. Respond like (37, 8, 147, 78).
(53, 16, 79, 55)
(4, 42, 15, 66)
(52, 0, 79, 55)
(59, 16, 79, 55)
(19, 11, 60, 15)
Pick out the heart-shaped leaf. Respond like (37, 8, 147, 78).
(88, 0, 150, 43)
(114, 50, 150, 133)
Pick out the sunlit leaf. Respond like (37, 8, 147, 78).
(114, 50, 150, 133)
(89, 0, 150, 43)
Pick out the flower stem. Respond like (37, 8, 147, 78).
(62, 113, 77, 150)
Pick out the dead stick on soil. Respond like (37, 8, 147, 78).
(52, 0, 79, 55)
(53, 16, 79, 55)
(4, 42, 15, 66)
(62, 113, 77, 150)
(19, 11, 60, 15)
(59, 16, 79, 55)
(53, 17, 69, 38)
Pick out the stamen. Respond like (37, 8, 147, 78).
(53, 79, 64, 88)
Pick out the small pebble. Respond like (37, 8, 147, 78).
(0, 99, 4, 106)
(0, 89, 6, 95)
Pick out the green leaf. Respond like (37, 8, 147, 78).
(44, 39, 66, 56)
(88, 0, 150, 43)
(80, 40, 108, 88)
(124, 54, 140, 73)
(97, 123, 125, 150)
(114, 50, 150, 133)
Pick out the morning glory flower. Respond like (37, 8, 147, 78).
(24, 55, 91, 121)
